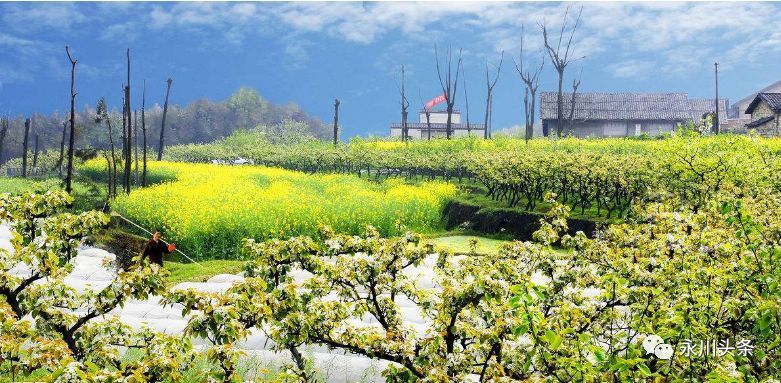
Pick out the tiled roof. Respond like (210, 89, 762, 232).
(687, 98, 729, 123)
(745, 116, 774, 128)
(732, 80, 781, 110)
(745, 93, 781, 114)
(540, 92, 727, 122)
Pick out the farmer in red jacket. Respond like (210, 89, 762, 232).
(140, 230, 175, 267)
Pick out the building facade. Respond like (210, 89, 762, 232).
(390, 110, 486, 139)
(744, 93, 781, 135)
(540, 92, 727, 138)
(729, 80, 781, 119)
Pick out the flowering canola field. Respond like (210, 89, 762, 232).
(84, 161, 456, 260)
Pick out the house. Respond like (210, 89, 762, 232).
(744, 93, 781, 135)
(729, 80, 781, 119)
(722, 80, 781, 133)
(539, 92, 728, 138)
(390, 110, 485, 139)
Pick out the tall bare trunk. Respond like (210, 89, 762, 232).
(22, 118, 30, 178)
(142, 80, 148, 187)
(463, 76, 471, 135)
(32, 134, 40, 174)
(56, 121, 66, 177)
(158, 78, 172, 161)
(134, 110, 139, 185)
(333, 98, 340, 145)
(65, 46, 77, 194)
(556, 71, 564, 137)
(122, 89, 127, 192)
(426, 111, 432, 140)
(399, 65, 409, 142)
(124, 49, 132, 193)
(0, 117, 8, 165)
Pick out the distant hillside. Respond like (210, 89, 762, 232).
(0, 87, 328, 164)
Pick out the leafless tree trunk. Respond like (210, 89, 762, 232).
(158, 78, 173, 161)
(463, 75, 471, 135)
(56, 120, 66, 176)
(515, 25, 545, 143)
(567, 72, 582, 133)
(97, 98, 118, 198)
(134, 110, 139, 185)
(0, 117, 8, 165)
(65, 46, 77, 193)
(333, 98, 340, 145)
(121, 88, 127, 191)
(142, 80, 148, 187)
(483, 51, 504, 139)
(541, 5, 583, 138)
(419, 90, 433, 140)
(22, 118, 30, 178)
(124, 48, 132, 194)
(435, 45, 462, 139)
(398, 65, 410, 142)
(32, 134, 40, 174)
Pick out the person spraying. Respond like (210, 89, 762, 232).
(140, 230, 175, 267)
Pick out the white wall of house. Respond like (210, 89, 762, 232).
(419, 111, 461, 124)
(544, 120, 680, 138)
(390, 126, 485, 139)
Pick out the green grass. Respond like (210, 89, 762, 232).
(430, 235, 511, 255)
(0, 176, 41, 194)
(166, 259, 245, 285)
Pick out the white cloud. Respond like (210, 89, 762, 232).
(606, 60, 655, 79)
(1, 2, 781, 86)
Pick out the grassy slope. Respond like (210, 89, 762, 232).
(0, 177, 41, 194)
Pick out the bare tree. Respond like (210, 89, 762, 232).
(541, 5, 583, 137)
(0, 116, 8, 165)
(142, 80, 148, 187)
(123, 48, 132, 194)
(56, 120, 66, 177)
(398, 65, 410, 142)
(158, 78, 172, 161)
(434, 45, 463, 139)
(134, 109, 139, 185)
(121, 87, 128, 191)
(22, 118, 30, 178)
(332, 98, 340, 145)
(514, 25, 545, 143)
(32, 134, 40, 173)
(463, 74, 471, 135)
(567, 69, 582, 133)
(419, 90, 433, 140)
(65, 45, 77, 193)
(96, 97, 118, 198)
(483, 51, 504, 139)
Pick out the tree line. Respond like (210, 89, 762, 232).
(0, 86, 329, 173)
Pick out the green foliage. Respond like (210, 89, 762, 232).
(0, 191, 192, 381)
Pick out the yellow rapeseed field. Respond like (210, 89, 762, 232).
(83, 161, 456, 259)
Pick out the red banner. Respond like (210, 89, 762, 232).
(424, 93, 447, 111)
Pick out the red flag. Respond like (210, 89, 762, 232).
(424, 93, 447, 111)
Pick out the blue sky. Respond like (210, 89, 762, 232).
(1, 1, 780, 137)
